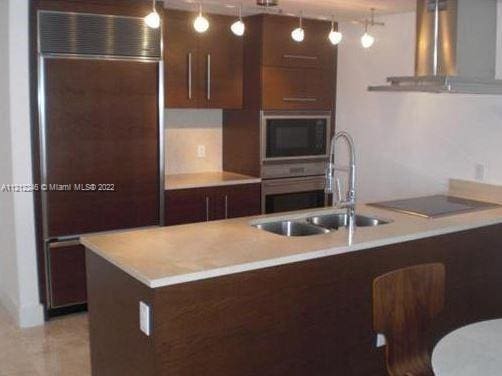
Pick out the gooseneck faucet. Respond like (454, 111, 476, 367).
(325, 131, 357, 227)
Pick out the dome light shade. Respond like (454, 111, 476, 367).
(361, 32, 375, 48)
(231, 20, 245, 36)
(291, 27, 305, 42)
(328, 29, 342, 45)
(194, 13, 210, 33)
(144, 11, 160, 29)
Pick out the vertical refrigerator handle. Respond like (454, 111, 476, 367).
(187, 52, 192, 100)
(207, 54, 211, 100)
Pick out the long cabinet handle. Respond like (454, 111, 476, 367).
(224, 195, 229, 219)
(205, 196, 210, 221)
(207, 54, 211, 100)
(187, 52, 192, 100)
(283, 97, 318, 102)
(283, 54, 318, 61)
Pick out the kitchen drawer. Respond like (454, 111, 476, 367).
(262, 66, 334, 110)
(48, 241, 87, 308)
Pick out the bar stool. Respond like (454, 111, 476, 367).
(373, 263, 445, 376)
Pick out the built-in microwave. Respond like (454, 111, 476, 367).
(261, 111, 332, 163)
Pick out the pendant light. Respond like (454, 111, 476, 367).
(231, 6, 245, 36)
(361, 9, 376, 48)
(291, 13, 305, 43)
(194, 3, 210, 33)
(328, 16, 342, 45)
(144, 0, 161, 29)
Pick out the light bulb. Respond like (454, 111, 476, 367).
(144, 10, 160, 29)
(291, 27, 305, 42)
(194, 13, 209, 33)
(361, 32, 375, 48)
(231, 20, 245, 36)
(328, 29, 342, 45)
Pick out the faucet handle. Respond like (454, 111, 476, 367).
(325, 163, 334, 194)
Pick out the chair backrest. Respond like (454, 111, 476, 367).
(373, 263, 445, 376)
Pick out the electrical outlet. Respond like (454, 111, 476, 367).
(197, 145, 206, 158)
(139, 301, 151, 336)
(475, 164, 486, 181)
(376, 333, 386, 348)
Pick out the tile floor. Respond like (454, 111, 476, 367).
(0, 306, 91, 376)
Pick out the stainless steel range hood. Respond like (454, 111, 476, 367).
(369, 0, 502, 94)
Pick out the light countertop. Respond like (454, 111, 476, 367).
(165, 171, 261, 190)
(82, 179, 502, 289)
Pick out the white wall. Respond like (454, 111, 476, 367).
(0, 0, 44, 327)
(165, 109, 223, 174)
(336, 9, 502, 202)
(0, 0, 21, 323)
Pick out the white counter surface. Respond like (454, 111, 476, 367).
(165, 171, 261, 190)
(81, 179, 502, 289)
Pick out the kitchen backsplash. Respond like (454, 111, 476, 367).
(164, 109, 223, 175)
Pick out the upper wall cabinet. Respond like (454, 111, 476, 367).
(261, 16, 336, 70)
(241, 14, 337, 111)
(164, 9, 243, 109)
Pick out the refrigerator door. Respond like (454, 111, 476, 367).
(42, 58, 160, 237)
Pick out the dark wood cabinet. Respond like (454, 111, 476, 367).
(49, 241, 87, 308)
(165, 183, 261, 226)
(164, 9, 243, 109)
(262, 66, 334, 110)
(261, 15, 336, 70)
(164, 8, 199, 108)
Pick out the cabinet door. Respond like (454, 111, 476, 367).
(225, 184, 262, 218)
(262, 66, 334, 110)
(165, 188, 210, 226)
(198, 13, 243, 109)
(262, 15, 336, 70)
(165, 9, 199, 108)
(49, 241, 87, 308)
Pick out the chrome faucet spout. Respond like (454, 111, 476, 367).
(325, 131, 357, 220)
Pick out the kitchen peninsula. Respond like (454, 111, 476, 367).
(82, 179, 502, 375)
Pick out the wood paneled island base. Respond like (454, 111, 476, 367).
(86, 224, 502, 375)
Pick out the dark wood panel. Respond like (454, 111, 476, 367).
(224, 183, 261, 218)
(262, 14, 337, 70)
(49, 242, 87, 308)
(86, 250, 155, 376)
(262, 66, 334, 110)
(197, 13, 244, 109)
(165, 187, 209, 226)
(44, 59, 160, 237)
(222, 110, 261, 177)
(164, 9, 199, 108)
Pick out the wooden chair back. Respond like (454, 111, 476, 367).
(373, 263, 445, 376)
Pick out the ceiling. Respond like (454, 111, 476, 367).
(163, 0, 417, 21)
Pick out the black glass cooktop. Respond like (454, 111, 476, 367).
(368, 195, 499, 218)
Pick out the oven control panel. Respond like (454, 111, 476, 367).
(262, 161, 327, 179)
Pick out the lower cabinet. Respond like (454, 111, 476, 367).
(165, 183, 261, 226)
(48, 241, 87, 308)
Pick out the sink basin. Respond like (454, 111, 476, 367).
(307, 213, 390, 229)
(253, 221, 330, 237)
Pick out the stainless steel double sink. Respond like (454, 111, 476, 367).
(253, 213, 390, 237)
